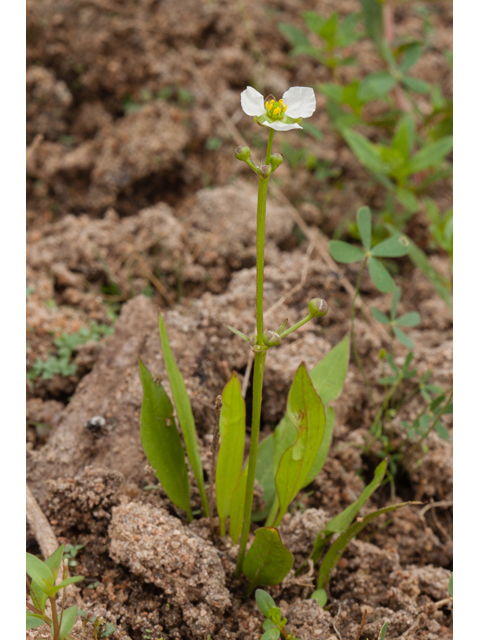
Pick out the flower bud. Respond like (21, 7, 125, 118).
(270, 153, 283, 171)
(260, 164, 272, 178)
(249, 333, 257, 345)
(263, 331, 282, 347)
(235, 146, 251, 161)
(308, 298, 328, 318)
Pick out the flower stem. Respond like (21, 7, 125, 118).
(280, 313, 312, 339)
(351, 258, 374, 404)
(234, 128, 274, 578)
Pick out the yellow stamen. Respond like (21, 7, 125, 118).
(273, 107, 281, 115)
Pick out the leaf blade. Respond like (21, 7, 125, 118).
(368, 257, 396, 293)
(317, 502, 418, 588)
(357, 206, 372, 251)
(139, 359, 192, 520)
(329, 240, 365, 263)
(158, 314, 208, 516)
(216, 373, 246, 535)
(274, 364, 325, 525)
(243, 528, 294, 587)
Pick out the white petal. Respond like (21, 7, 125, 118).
(264, 120, 303, 132)
(282, 86, 316, 118)
(241, 86, 266, 116)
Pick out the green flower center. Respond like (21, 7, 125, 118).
(265, 96, 287, 120)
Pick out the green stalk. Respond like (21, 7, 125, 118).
(234, 128, 274, 578)
(279, 313, 312, 339)
(50, 596, 60, 640)
(351, 258, 374, 404)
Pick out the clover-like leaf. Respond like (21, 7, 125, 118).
(357, 206, 372, 251)
(368, 257, 395, 292)
(395, 311, 420, 327)
(393, 326, 415, 349)
(329, 240, 365, 263)
(371, 235, 410, 258)
(371, 307, 390, 325)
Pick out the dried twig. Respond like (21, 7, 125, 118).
(354, 609, 368, 640)
(26, 483, 59, 559)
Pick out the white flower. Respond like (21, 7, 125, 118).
(241, 86, 316, 131)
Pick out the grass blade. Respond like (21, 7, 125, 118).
(317, 502, 419, 588)
(309, 460, 387, 563)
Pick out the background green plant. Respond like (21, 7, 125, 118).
(27, 322, 113, 381)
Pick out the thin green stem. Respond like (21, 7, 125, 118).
(234, 128, 274, 578)
(279, 313, 312, 339)
(50, 596, 60, 640)
(265, 127, 274, 164)
(234, 350, 266, 577)
(365, 373, 404, 453)
(351, 258, 374, 404)
(405, 389, 453, 465)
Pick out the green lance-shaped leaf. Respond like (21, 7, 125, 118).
(302, 406, 335, 488)
(44, 545, 64, 581)
(379, 622, 389, 640)
(360, 0, 384, 48)
(26, 613, 46, 630)
(216, 373, 246, 536)
(402, 76, 430, 94)
(358, 71, 397, 101)
(404, 136, 453, 175)
(243, 528, 294, 588)
(371, 235, 410, 258)
(26, 553, 54, 592)
(255, 589, 276, 617)
(261, 336, 349, 521)
(30, 579, 48, 613)
(357, 206, 372, 251)
(308, 334, 350, 406)
(309, 460, 387, 564)
(229, 465, 248, 544)
(317, 502, 418, 588)
(139, 358, 192, 521)
(253, 434, 276, 521)
(392, 115, 416, 159)
(59, 604, 78, 640)
(158, 313, 209, 516)
(273, 363, 325, 527)
(400, 43, 423, 73)
(329, 240, 365, 264)
(48, 575, 85, 597)
(342, 129, 389, 175)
